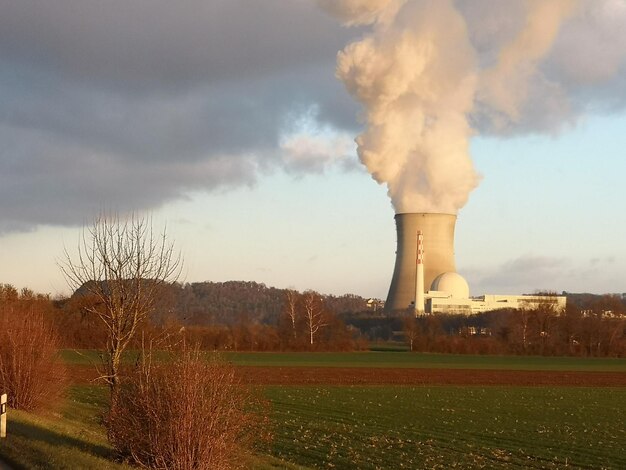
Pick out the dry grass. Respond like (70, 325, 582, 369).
(108, 345, 270, 469)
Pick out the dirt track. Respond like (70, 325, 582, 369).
(68, 365, 626, 387)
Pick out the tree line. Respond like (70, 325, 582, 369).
(2, 281, 625, 357)
(52, 286, 367, 352)
(402, 297, 626, 357)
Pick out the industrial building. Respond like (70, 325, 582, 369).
(427, 292, 567, 315)
(385, 212, 566, 315)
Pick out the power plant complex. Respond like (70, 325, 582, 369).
(385, 213, 566, 315)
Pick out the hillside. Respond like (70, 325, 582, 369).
(154, 281, 373, 326)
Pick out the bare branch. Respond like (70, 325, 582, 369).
(58, 211, 183, 403)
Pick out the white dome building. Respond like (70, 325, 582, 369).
(430, 272, 470, 299)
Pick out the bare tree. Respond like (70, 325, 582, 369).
(513, 308, 531, 353)
(402, 316, 421, 352)
(302, 290, 328, 346)
(284, 289, 299, 340)
(59, 213, 182, 403)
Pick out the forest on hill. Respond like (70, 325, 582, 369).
(56, 281, 375, 351)
(149, 280, 372, 326)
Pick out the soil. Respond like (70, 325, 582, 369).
(67, 365, 626, 387)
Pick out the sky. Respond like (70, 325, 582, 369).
(1, 0, 626, 299)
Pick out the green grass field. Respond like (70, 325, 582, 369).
(5, 352, 624, 468)
(1, 384, 624, 469)
(60, 349, 626, 371)
(265, 386, 626, 469)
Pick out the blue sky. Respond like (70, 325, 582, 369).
(1, 1, 625, 299)
(458, 112, 626, 296)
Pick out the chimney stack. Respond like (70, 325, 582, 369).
(414, 231, 425, 316)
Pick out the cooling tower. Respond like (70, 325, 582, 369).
(385, 213, 457, 312)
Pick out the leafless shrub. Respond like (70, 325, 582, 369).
(0, 306, 66, 411)
(108, 344, 270, 469)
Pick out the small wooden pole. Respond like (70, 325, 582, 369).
(0, 393, 7, 438)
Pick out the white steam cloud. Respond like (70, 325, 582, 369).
(321, 0, 625, 214)
(335, 0, 480, 214)
(478, 0, 578, 129)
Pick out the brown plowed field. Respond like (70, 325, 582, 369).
(67, 365, 626, 387)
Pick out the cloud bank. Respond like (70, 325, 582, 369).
(0, 0, 357, 233)
(1, 0, 626, 232)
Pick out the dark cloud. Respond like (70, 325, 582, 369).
(0, 123, 259, 231)
(0, 0, 361, 233)
(0, 0, 348, 91)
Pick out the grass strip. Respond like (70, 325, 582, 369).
(61, 349, 626, 371)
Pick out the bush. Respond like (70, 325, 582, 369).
(108, 345, 269, 469)
(0, 304, 66, 411)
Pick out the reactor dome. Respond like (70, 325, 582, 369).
(430, 272, 470, 299)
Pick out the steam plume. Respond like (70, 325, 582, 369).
(321, 0, 619, 214)
(477, 0, 578, 130)
(334, 0, 479, 214)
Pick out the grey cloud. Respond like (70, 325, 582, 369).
(485, 255, 568, 289)
(462, 255, 569, 295)
(3, 73, 280, 160)
(462, 254, 624, 295)
(0, 0, 361, 233)
(590, 256, 616, 266)
(0, 0, 349, 91)
(0, 124, 258, 233)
